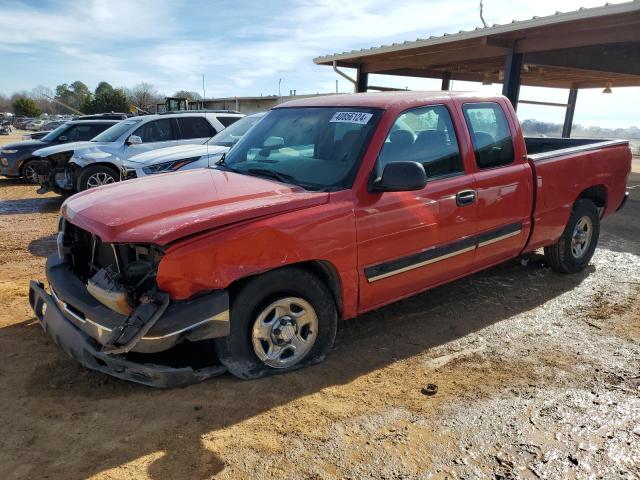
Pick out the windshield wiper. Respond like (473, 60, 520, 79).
(246, 168, 297, 184)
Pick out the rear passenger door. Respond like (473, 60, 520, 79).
(356, 105, 478, 312)
(461, 102, 532, 270)
(176, 117, 216, 145)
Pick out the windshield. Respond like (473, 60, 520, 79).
(41, 123, 71, 142)
(92, 119, 142, 143)
(207, 113, 265, 147)
(223, 107, 380, 190)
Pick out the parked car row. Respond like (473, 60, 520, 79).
(1, 110, 250, 193)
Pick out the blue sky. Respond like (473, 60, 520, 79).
(0, 0, 638, 128)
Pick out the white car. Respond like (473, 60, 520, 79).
(32, 110, 244, 193)
(123, 112, 266, 178)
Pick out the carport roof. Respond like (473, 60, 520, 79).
(314, 1, 640, 89)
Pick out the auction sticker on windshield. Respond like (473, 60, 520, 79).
(329, 112, 373, 124)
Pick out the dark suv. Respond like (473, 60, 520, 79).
(0, 120, 119, 182)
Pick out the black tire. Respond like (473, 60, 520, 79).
(215, 267, 338, 379)
(544, 198, 600, 274)
(21, 159, 39, 184)
(77, 165, 119, 191)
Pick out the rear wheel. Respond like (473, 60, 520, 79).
(215, 267, 338, 379)
(77, 165, 119, 191)
(544, 198, 600, 273)
(21, 160, 39, 184)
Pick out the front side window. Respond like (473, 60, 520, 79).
(42, 123, 71, 141)
(134, 119, 176, 143)
(177, 117, 214, 139)
(378, 105, 463, 178)
(223, 107, 381, 190)
(65, 124, 109, 142)
(462, 102, 514, 169)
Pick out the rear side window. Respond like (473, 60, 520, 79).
(134, 119, 176, 143)
(378, 105, 463, 178)
(218, 116, 241, 128)
(462, 103, 514, 169)
(177, 117, 214, 139)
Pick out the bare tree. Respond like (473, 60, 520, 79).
(127, 82, 163, 113)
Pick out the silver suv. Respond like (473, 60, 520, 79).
(32, 111, 244, 193)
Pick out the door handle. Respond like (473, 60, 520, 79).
(456, 190, 476, 207)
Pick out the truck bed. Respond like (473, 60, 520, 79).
(525, 137, 629, 160)
(524, 138, 630, 252)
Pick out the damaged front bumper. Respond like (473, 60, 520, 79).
(28, 254, 231, 387)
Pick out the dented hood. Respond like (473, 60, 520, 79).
(61, 168, 329, 245)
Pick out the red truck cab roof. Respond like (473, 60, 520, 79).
(275, 91, 502, 110)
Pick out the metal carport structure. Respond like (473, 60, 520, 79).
(314, 1, 640, 137)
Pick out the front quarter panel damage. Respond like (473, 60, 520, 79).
(156, 191, 359, 319)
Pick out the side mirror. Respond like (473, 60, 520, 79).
(58, 135, 67, 142)
(371, 161, 427, 193)
(127, 135, 142, 145)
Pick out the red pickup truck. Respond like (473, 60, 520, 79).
(29, 92, 631, 387)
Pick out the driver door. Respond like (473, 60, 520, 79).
(356, 105, 478, 312)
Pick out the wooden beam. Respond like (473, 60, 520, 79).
(526, 42, 640, 76)
(362, 44, 507, 73)
(515, 24, 640, 53)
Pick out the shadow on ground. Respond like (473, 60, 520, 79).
(0, 195, 62, 215)
(0, 255, 591, 479)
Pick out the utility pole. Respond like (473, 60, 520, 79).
(202, 74, 206, 101)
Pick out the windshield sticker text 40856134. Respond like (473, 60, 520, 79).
(329, 112, 373, 125)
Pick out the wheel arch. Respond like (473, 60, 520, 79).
(576, 184, 606, 211)
(227, 260, 344, 318)
(78, 161, 121, 174)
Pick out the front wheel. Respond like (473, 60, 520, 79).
(77, 165, 119, 191)
(544, 198, 600, 273)
(215, 267, 338, 379)
(21, 159, 39, 184)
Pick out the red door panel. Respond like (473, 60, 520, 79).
(356, 174, 477, 312)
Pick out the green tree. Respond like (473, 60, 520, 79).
(95, 81, 114, 97)
(13, 97, 41, 117)
(54, 80, 92, 112)
(83, 87, 129, 114)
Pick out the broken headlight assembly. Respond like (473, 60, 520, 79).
(59, 220, 165, 315)
(141, 156, 202, 175)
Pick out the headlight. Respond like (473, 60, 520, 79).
(0, 158, 8, 166)
(142, 156, 202, 175)
(1, 149, 17, 154)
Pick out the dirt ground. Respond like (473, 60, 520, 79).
(0, 140, 639, 479)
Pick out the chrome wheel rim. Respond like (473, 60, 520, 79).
(86, 171, 116, 188)
(23, 164, 38, 183)
(571, 216, 593, 259)
(251, 297, 318, 369)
